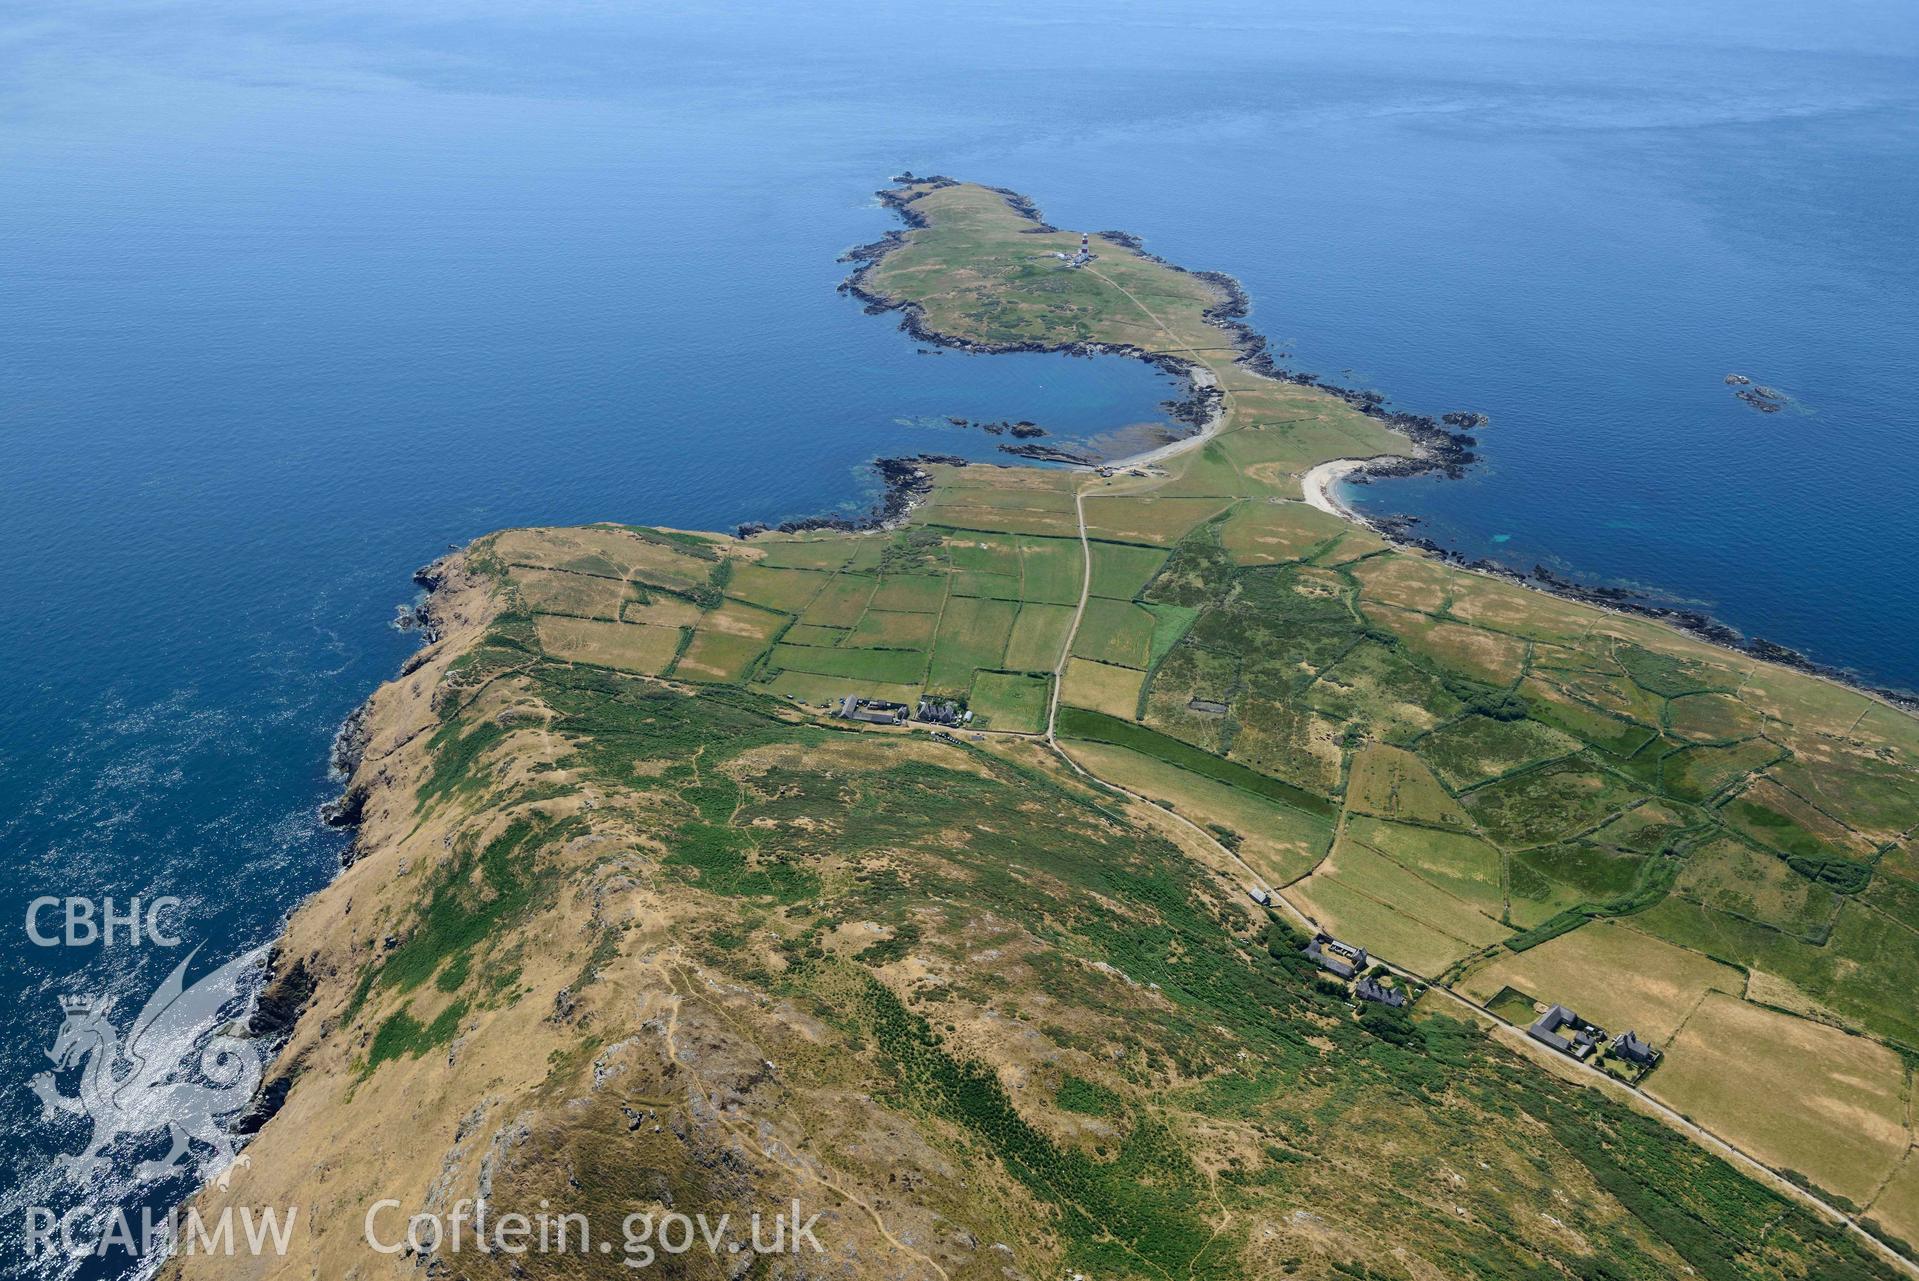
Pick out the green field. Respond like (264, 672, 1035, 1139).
(1064, 739, 1333, 884)
(867, 573, 949, 614)
(1343, 816, 1508, 921)
(1071, 597, 1157, 669)
(969, 670, 1050, 734)
(728, 562, 829, 613)
(771, 641, 927, 685)
(1017, 536, 1088, 604)
(1003, 602, 1076, 672)
(799, 574, 879, 628)
(1059, 707, 1335, 819)
(1087, 540, 1170, 600)
(1345, 745, 1473, 827)
(845, 608, 939, 649)
(1420, 715, 1581, 790)
(1462, 756, 1642, 849)
(927, 595, 1017, 692)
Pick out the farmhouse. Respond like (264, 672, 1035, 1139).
(915, 696, 969, 727)
(1354, 976, 1406, 1008)
(1304, 933, 1368, 980)
(1610, 1030, 1660, 1067)
(1527, 1004, 1606, 1060)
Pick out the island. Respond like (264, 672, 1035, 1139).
(178, 179, 1919, 1281)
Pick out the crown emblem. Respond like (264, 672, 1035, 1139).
(59, 993, 102, 1016)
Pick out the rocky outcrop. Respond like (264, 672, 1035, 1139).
(317, 782, 368, 829)
(328, 701, 372, 779)
(245, 952, 319, 1041)
(1162, 381, 1226, 431)
(735, 454, 964, 538)
(941, 416, 1047, 438)
(998, 442, 1097, 465)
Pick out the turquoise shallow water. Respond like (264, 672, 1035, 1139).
(2, 1, 1916, 1271)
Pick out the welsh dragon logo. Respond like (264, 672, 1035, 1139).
(32, 946, 265, 1189)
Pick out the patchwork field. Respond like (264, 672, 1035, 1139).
(423, 178, 1919, 1272)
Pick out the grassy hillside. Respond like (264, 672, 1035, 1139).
(177, 181, 1919, 1280)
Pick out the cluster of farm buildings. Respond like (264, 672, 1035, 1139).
(1526, 1003, 1660, 1069)
(1289, 917, 1662, 1072)
(830, 695, 977, 728)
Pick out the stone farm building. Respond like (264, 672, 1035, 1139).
(1527, 1005, 1606, 1060)
(1304, 933, 1368, 980)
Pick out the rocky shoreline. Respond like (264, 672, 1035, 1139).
(318, 556, 459, 836)
(733, 453, 964, 538)
(1185, 268, 1483, 481)
(998, 441, 1098, 465)
(839, 176, 1219, 448)
(1349, 512, 1919, 710)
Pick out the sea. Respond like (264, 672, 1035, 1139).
(3, 1, 1916, 1275)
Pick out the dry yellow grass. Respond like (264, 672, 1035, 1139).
(1443, 573, 1598, 644)
(1059, 657, 1146, 719)
(494, 525, 711, 593)
(1459, 922, 1742, 1043)
(1649, 992, 1909, 1206)
(1081, 495, 1235, 547)
(700, 599, 787, 641)
(620, 595, 704, 629)
(1289, 872, 1484, 977)
(1305, 834, 1510, 950)
(1218, 500, 1347, 565)
(507, 565, 632, 619)
(534, 616, 682, 674)
(1866, 1150, 1919, 1255)
(1344, 744, 1472, 827)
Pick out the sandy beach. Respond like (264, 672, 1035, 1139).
(1101, 364, 1224, 470)
(1301, 456, 1378, 518)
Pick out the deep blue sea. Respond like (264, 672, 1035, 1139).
(3, 1, 1916, 1274)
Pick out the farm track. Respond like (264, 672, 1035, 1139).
(1031, 447, 1919, 1281)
